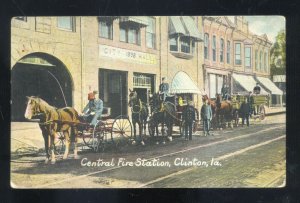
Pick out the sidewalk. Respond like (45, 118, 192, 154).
(265, 106, 286, 116)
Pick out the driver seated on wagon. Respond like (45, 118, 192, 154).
(82, 90, 103, 127)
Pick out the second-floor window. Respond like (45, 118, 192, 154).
(212, 36, 216, 62)
(235, 43, 241, 65)
(146, 17, 156, 49)
(220, 38, 224, 63)
(227, 41, 230, 64)
(120, 24, 140, 45)
(255, 50, 258, 70)
(264, 52, 268, 72)
(169, 36, 195, 54)
(99, 19, 113, 39)
(57, 17, 75, 31)
(204, 33, 209, 59)
(245, 47, 251, 68)
(259, 51, 263, 71)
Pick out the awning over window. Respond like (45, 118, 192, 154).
(170, 71, 204, 94)
(169, 16, 186, 36)
(232, 73, 268, 95)
(119, 16, 149, 27)
(169, 16, 203, 41)
(256, 76, 283, 95)
(181, 16, 203, 41)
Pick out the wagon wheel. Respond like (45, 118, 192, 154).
(82, 121, 105, 152)
(180, 120, 185, 137)
(259, 105, 266, 120)
(53, 132, 65, 155)
(233, 110, 239, 127)
(148, 118, 155, 137)
(111, 115, 133, 150)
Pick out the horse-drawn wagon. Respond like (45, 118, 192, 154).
(25, 96, 133, 163)
(231, 93, 268, 126)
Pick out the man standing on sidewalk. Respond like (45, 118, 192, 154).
(201, 99, 212, 136)
(182, 101, 196, 140)
(240, 97, 251, 127)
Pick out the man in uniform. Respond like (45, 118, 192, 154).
(82, 90, 103, 126)
(240, 97, 251, 127)
(201, 98, 212, 136)
(182, 101, 196, 140)
(253, 83, 261, 94)
(159, 77, 169, 102)
(221, 83, 229, 100)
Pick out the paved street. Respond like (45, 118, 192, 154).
(11, 113, 285, 188)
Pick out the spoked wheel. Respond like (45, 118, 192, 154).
(111, 115, 133, 150)
(259, 105, 266, 120)
(180, 121, 185, 137)
(82, 121, 105, 152)
(53, 132, 65, 155)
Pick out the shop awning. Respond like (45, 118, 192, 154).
(119, 16, 149, 27)
(169, 16, 186, 35)
(169, 16, 203, 41)
(170, 71, 204, 94)
(232, 73, 268, 95)
(256, 76, 283, 95)
(181, 16, 203, 41)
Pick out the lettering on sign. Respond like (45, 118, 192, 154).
(99, 45, 157, 65)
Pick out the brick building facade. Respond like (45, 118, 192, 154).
(11, 16, 204, 121)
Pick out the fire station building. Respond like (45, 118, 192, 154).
(11, 16, 204, 121)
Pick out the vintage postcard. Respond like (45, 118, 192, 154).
(11, 16, 286, 188)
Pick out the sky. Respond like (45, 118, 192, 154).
(227, 16, 285, 43)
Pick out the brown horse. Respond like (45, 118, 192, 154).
(215, 94, 233, 129)
(24, 96, 80, 164)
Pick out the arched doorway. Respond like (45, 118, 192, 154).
(11, 53, 73, 121)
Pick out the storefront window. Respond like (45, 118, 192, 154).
(99, 19, 113, 39)
(57, 17, 75, 31)
(146, 17, 156, 49)
(204, 33, 209, 59)
(245, 47, 251, 68)
(235, 43, 241, 65)
(209, 74, 216, 98)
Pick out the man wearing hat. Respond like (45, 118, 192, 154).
(253, 83, 261, 95)
(182, 100, 196, 140)
(82, 90, 103, 126)
(159, 77, 169, 102)
(201, 98, 212, 136)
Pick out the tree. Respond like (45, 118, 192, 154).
(270, 30, 286, 76)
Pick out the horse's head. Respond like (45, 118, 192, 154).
(24, 96, 41, 119)
(216, 94, 222, 103)
(128, 89, 138, 107)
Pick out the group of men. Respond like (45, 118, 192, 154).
(82, 77, 262, 140)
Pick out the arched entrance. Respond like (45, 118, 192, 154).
(11, 53, 73, 121)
